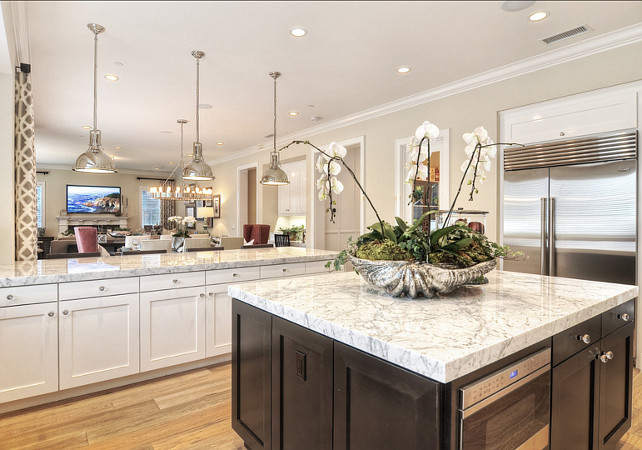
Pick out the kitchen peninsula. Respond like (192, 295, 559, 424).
(0, 247, 337, 414)
(229, 270, 638, 450)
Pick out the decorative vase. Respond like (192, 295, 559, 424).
(172, 237, 185, 252)
(348, 255, 496, 298)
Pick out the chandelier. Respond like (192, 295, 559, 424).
(149, 119, 213, 200)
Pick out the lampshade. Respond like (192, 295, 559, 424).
(260, 151, 289, 185)
(197, 206, 214, 218)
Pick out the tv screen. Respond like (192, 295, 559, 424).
(66, 185, 121, 214)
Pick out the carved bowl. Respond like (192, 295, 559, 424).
(348, 255, 497, 298)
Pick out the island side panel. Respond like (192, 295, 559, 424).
(232, 300, 272, 450)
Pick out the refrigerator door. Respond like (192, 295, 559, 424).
(549, 160, 636, 285)
(503, 168, 549, 275)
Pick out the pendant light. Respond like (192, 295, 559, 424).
(260, 72, 289, 186)
(183, 50, 214, 181)
(73, 23, 116, 174)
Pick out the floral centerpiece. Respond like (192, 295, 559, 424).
(167, 215, 197, 251)
(276, 122, 521, 298)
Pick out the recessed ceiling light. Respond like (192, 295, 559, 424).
(502, 1, 535, 12)
(529, 11, 548, 21)
(81, 125, 91, 129)
(290, 28, 307, 37)
(169, 161, 175, 165)
(289, 111, 299, 116)
(199, 104, 213, 109)
(216, 142, 224, 145)
(396, 66, 411, 74)
(104, 74, 119, 81)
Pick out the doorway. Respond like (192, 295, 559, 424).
(237, 163, 259, 233)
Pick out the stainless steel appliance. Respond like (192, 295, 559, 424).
(459, 348, 551, 449)
(503, 130, 638, 284)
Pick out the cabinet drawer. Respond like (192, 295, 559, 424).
(0, 284, 57, 307)
(140, 271, 205, 292)
(305, 260, 332, 274)
(260, 263, 306, 279)
(59, 277, 139, 301)
(602, 299, 635, 337)
(552, 315, 601, 366)
(206, 267, 260, 285)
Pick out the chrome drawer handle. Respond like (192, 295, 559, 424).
(577, 334, 591, 344)
(99, 286, 105, 292)
(48, 312, 55, 317)
(599, 351, 614, 363)
(619, 313, 630, 322)
(6, 294, 13, 301)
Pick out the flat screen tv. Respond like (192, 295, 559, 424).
(66, 185, 121, 214)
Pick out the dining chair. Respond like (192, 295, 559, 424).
(274, 234, 290, 247)
(74, 227, 98, 253)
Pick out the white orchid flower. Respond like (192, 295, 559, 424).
(483, 158, 492, 172)
(316, 175, 327, 190)
(316, 155, 328, 173)
(330, 177, 344, 194)
(327, 142, 347, 159)
(486, 144, 497, 158)
(318, 184, 329, 201)
(328, 160, 341, 176)
(474, 126, 489, 143)
(462, 132, 476, 146)
(415, 121, 440, 140)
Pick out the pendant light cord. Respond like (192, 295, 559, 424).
(93, 29, 98, 131)
(195, 57, 200, 144)
(273, 74, 277, 152)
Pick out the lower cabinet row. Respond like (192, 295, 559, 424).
(0, 285, 233, 404)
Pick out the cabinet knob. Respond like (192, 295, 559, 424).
(282, 268, 287, 272)
(232, 273, 239, 277)
(208, 292, 214, 297)
(99, 286, 106, 292)
(6, 294, 14, 301)
(598, 351, 614, 363)
(62, 310, 69, 316)
(619, 313, 630, 322)
(578, 334, 591, 344)
(48, 312, 55, 317)
(173, 279, 179, 284)
(560, 131, 566, 136)
(199, 293, 205, 298)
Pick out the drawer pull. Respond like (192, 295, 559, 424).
(48, 312, 55, 317)
(99, 286, 106, 292)
(598, 351, 614, 363)
(282, 268, 287, 272)
(62, 310, 69, 316)
(232, 273, 239, 277)
(199, 293, 205, 298)
(577, 334, 591, 344)
(6, 294, 14, 301)
(173, 279, 179, 284)
(619, 313, 630, 322)
(208, 292, 214, 297)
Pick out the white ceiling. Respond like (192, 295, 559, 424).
(27, 1, 642, 172)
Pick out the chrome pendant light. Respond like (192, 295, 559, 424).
(183, 50, 214, 181)
(73, 23, 116, 174)
(260, 71, 289, 186)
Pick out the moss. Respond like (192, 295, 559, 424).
(356, 240, 412, 261)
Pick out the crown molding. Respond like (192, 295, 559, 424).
(212, 23, 642, 166)
(36, 164, 174, 177)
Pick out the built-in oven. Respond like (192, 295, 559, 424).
(459, 348, 551, 449)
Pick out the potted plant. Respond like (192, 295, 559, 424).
(277, 122, 522, 298)
(168, 215, 196, 251)
(278, 225, 305, 242)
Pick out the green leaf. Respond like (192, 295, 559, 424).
(395, 217, 408, 232)
(383, 226, 397, 243)
(452, 237, 473, 249)
(406, 210, 437, 233)
(430, 225, 459, 247)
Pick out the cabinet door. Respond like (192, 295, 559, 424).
(59, 293, 140, 389)
(140, 286, 205, 372)
(0, 303, 58, 403)
(334, 342, 441, 450)
(278, 183, 290, 215)
(290, 160, 307, 215)
(206, 284, 232, 357)
(272, 317, 333, 450)
(598, 322, 634, 449)
(551, 344, 601, 450)
(232, 299, 272, 450)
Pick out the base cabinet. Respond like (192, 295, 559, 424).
(0, 303, 58, 403)
(206, 284, 233, 357)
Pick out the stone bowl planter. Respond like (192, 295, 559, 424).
(348, 255, 497, 298)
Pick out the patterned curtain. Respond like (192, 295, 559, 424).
(14, 68, 38, 261)
(160, 181, 176, 229)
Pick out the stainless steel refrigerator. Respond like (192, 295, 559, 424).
(502, 130, 638, 285)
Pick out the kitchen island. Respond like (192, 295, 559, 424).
(0, 247, 337, 413)
(229, 270, 638, 450)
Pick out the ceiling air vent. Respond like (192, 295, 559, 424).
(542, 25, 589, 44)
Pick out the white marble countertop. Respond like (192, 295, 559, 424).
(0, 247, 338, 287)
(228, 270, 638, 383)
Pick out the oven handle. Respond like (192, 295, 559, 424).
(460, 364, 550, 419)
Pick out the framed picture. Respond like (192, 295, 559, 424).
(185, 205, 196, 228)
(205, 199, 213, 207)
(195, 200, 204, 220)
(213, 194, 221, 218)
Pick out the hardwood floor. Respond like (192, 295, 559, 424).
(0, 362, 641, 449)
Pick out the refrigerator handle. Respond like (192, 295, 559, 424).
(549, 197, 556, 277)
(540, 197, 547, 275)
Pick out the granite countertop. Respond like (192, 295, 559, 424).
(0, 247, 338, 287)
(228, 270, 638, 383)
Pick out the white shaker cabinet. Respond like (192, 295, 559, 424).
(58, 293, 140, 390)
(140, 285, 206, 372)
(278, 160, 307, 216)
(0, 302, 58, 403)
(205, 284, 233, 357)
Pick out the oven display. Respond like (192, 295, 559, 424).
(510, 369, 519, 379)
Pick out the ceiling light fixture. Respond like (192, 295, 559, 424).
(529, 11, 548, 21)
(183, 51, 214, 181)
(73, 23, 116, 174)
(104, 74, 119, 81)
(216, 142, 224, 145)
(289, 111, 299, 116)
(149, 119, 213, 200)
(290, 28, 307, 37)
(396, 66, 411, 74)
(260, 72, 289, 186)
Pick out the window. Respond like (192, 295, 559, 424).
(141, 189, 161, 226)
(36, 181, 45, 228)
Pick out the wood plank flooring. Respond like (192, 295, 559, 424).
(1, 362, 641, 449)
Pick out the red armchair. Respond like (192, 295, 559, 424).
(74, 227, 98, 253)
(242, 224, 270, 245)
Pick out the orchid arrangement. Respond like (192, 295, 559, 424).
(168, 215, 197, 238)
